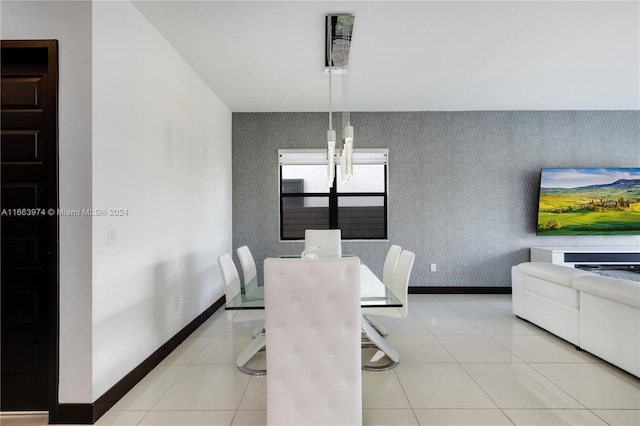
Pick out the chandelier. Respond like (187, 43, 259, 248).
(326, 14, 354, 187)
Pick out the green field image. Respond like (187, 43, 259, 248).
(538, 193, 640, 235)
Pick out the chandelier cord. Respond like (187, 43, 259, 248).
(342, 18, 350, 129)
(327, 16, 333, 132)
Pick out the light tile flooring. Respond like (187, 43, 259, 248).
(3, 294, 640, 425)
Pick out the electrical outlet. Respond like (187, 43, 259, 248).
(108, 227, 117, 245)
(174, 296, 180, 311)
(430, 263, 437, 272)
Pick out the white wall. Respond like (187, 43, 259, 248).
(92, 0, 231, 398)
(1, 0, 232, 404)
(1, 0, 94, 403)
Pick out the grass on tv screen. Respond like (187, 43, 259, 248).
(537, 168, 640, 235)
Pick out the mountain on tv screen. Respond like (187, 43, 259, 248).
(537, 168, 640, 235)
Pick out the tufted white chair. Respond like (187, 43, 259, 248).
(362, 250, 415, 370)
(264, 257, 362, 426)
(304, 229, 342, 258)
(364, 244, 402, 337)
(218, 253, 265, 374)
(236, 245, 257, 289)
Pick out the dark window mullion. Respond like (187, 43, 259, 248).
(281, 192, 331, 197)
(279, 165, 284, 239)
(384, 164, 388, 238)
(335, 192, 386, 197)
(328, 166, 339, 228)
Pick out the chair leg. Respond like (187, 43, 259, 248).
(252, 324, 264, 338)
(364, 314, 388, 337)
(361, 320, 399, 371)
(236, 334, 267, 376)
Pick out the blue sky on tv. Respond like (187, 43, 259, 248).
(541, 168, 640, 189)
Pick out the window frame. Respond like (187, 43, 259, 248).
(278, 148, 389, 241)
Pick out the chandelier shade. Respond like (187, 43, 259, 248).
(325, 14, 354, 187)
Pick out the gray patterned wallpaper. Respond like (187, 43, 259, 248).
(232, 111, 640, 288)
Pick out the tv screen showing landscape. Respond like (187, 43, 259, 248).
(537, 168, 640, 235)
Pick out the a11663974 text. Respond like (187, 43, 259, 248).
(1, 208, 129, 217)
(1, 208, 48, 217)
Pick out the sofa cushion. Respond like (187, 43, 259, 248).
(517, 262, 592, 287)
(574, 274, 640, 308)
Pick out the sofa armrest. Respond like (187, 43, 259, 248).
(511, 265, 525, 316)
(516, 262, 592, 287)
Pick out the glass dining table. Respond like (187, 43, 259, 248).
(226, 263, 402, 309)
(225, 261, 403, 375)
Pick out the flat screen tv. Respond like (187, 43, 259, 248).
(537, 168, 640, 235)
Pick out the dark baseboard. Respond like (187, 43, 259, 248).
(50, 296, 225, 424)
(52, 403, 93, 424)
(409, 286, 512, 294)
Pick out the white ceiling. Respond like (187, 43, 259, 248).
(132, 0, 640, 112)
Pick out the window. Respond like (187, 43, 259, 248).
(279, 149, 388, 240)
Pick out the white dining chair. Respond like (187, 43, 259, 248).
(362, 249, 415, 370)
(382, 244, 402, 286)
(264, 257, 362, 426)
(236, 245, 257, 289)
(304, 229, 342, 258)
(217, 253, 265, 375)
(364, 244, 402, 337)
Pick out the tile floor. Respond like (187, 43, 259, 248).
(2, 294, 640, 425)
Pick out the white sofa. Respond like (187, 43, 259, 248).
(512, 262, 640, 378)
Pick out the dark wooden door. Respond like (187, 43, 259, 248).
(1, 40, 58, 411)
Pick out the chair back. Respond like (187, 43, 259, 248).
(304, 229, 342, 258)
(392, 250, 416, 318)
(218, 253, 241, 320)
(236, 245, 257, 287)
(382, 244, 402, 287)
(264, 257, 362, 426)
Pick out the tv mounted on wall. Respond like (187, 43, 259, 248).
(537, 168, 640, 235)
